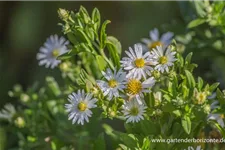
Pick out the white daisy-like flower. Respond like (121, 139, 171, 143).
(151, 46, 176, 73)
(65, 90, 97, 125)
(122, 99, 147, 123)
(208, 113, 225, 127)
(120, 44, 157, 79)
(141, 28, 174, 51)
(97, 68, 126, 100)
(37, 34, 69, 69)
(207, 100, 224, 127)
(125, 77, 155, 104)
(184, 145, 202, 150)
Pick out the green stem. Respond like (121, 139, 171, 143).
(99, 49, 115, 70)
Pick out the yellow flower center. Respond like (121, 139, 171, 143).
(52, 49, 60, 57)
(108, 79, 118, 88)
(159, 56, 168, 64)
(77, 102, 87, 111)
(129, 107, 139, 116)
(134, 58, 145, 68)
(197, 92, 206, 104)
(220, 114, 224, 119)
(148, 41, 163, 50)
(126, 79, 142, 95)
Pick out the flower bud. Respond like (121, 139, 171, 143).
(155, 109, 162, 116)
(60, 62, 71, 72)
(20, 93, 30, 103)
(58, 8, 69, 21)
(14, 117, 25, 128)
(152, 70, 161, 79)
(109, 110, 116, 118)
(153, 92, 162, 107)
(203, 104, 211, 114)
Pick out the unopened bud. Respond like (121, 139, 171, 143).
(58, 8, 69, 21)
(14, 117, 25, 128)
(203, 104, 211, 114)
(20, 94, 30, 103)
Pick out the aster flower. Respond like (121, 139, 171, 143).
(208, 114, 225, 127)
(0, 103, 16, 122)
(97, 68, 126, 100)
(122, 99, 146, 123)
(65, 90, 97, 125)
(125, 77, 155, 104)
(120, 44, 157, 79)
(141, 28, 173, 51)
(151, 46, 176, 73)
(207, 100, 224, 127)
(37, 35, 69, 69)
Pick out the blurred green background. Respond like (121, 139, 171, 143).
(0, 1, 184, 108)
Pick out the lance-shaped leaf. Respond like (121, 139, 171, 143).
(106, 36, 121, 68)
(92, 8, 101, 31)
(209, 82, 220, 92)
(46, 77, 61, 97)
(93, 133, 106, 150)
(187, 19, 205, 28)
(197, 77, 203, 90)
(96, 55, 107, 71)
(181, 115, 191, 134)
(216, 89, 225, 105)
(185, 70, 196, 88)
(185, 52, 193, 65)
(100, 20, 111, 49)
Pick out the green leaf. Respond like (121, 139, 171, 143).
(96, 55, 107, 71)
(93, 133, 106, 150)
(185, 70, 196, 88)
(77, 28, 91, 44)
(162, 103, 175, 112)
(139, 120, 160, 136)
(216, 89, 225, 105)
(112, 131, 137, 149)
(177, 54, 184, 68)
(100, 20, 111, 48)
(142, 137, 150, 150)
(106, 36, 122, 68)
(51, 141, 57, 150)
(209, 82, 220, 92)
(0, 127, 6, 150)
(181, 115, 191, 134)
(79, 6, 91, 24)
(155, 143, 167, 150)
(46, 77, 61, 97)
(185, 52, 193, 64)
(92, 8, 101, 31)
(197, 77, 203, 90)
(107, 36, 122, 55)
(172, 122, 183, 138)
(187, 18, 205, 28)
(192, 1, 207, 17)
(168, 81, 177, 97)
(67, 32, 78, 45)
(210, 121, 225, 138)
(57, 50, 77, 60)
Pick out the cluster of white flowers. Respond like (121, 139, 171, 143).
(37, 30, 176, 125)
(94, 30, 176, 124)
